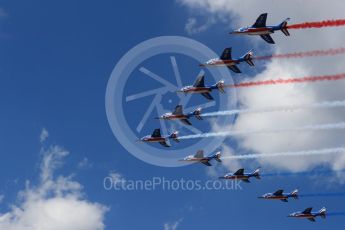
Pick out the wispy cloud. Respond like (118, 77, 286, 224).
(185, 17, 215, 35)
(163, 218, 183, 230)
(108, 170, 125, 184)
(0, 130, 108, 230)
(0, 8, 8, 18)
(39, 128, 49, 143)
(78, 157, 93, 169)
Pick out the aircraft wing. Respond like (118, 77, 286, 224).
(201, 92, 214, 100)
(307, 218, 316, 222)
(159, 141, 170, 147)
(273, 189, 284, 196)
(227, 65, 242, 73)
(180, 119, 192, 126)
(281, 199, 288, 202)
(234, 168, 244, 175)
(194, 150, 204, 158)
(302, 207, 313, 214)
(201, 161, 212, 166)
(260, 34, 275, 44)
(241, 178, 250, 183)
(193, 75, 205, 87)
(151, 128, 161, 137)
(252, 13, 267, 28)
(173, 105, 183, 115)
(220, 48, 232, 60)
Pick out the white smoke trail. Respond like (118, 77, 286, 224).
(201, 100, 345, 117)
(179, 122, 345, 140)
(221, 147, 345, 160)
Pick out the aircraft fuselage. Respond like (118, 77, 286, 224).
(181, 86, 212, 94)
(141, 136, 167, 143)
(161, 113, 188, 121)
(203, 59, 240, 67)
(233, 26, 276, 36)
(223, 175, 250, 180)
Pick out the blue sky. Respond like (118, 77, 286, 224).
(0, 0, 345, 229)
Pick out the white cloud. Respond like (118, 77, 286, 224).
(78, 157, 93, 169)
(0, 137, 108, 229)
(0, 8, 7, 18)
(39, 128, 49, 143)
(108, 170, 125, 185)
(163, 218, 183, 230)
(185, 17, 216, 35)
(179, 0, 345, 172)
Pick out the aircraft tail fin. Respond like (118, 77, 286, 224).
(214, 151, 222, 162)
(318, 207, 327, 218)
(241, 50, 255, 66)
(192, 107, 202, 120)
(290, 189, 299, 199)
(169, 131, 179, 143)
(252, 167, 261, 179)
(212, 80, 225, 93)
(279, 18, 290, 36)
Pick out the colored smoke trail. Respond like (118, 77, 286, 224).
(226, 73, 345, 88)
(221, 148, 345, 160)
(179, 122, 345, 140)
(254, 47, 345, 60)
(201, 100, 345, 118)
(287, 19, 345, 29)
(299, 192, 345, 198)
(328, 212, 345, 216)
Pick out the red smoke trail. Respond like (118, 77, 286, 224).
(287, 19, 345, 29)
(227, 73, 345, 88)
(254, 47, 345, 60)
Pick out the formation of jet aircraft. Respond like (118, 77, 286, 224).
(134, 13, 334, 222)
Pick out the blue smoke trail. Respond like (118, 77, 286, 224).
(299, 193, 345, 197)
(328, 212, 345, 216)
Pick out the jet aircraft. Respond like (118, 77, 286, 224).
(179, 150, 222, 166)
(219, 167, 261, 183)
(139, 128, 179, 147)
(200, 47, 254, 73)
(288, 207, 326, 222)
(231, 13, 290, 44)
(258, 189, 298, 202)
(156, 105, 202, 126)
(177, 75, 225, 100)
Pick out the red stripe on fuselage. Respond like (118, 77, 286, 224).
(247, 28, 271, 33)
(165, 115, 188, 120)
(225, 175, 249, 180)
(184, 87, 211, 93)
(144, 137, 166, 142)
